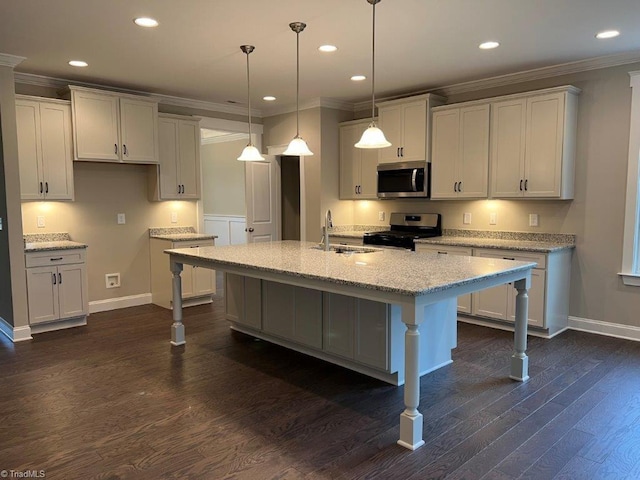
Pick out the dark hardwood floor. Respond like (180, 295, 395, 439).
(2, 275, 640, 479)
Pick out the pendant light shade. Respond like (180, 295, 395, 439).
(237, 45, 264, 161)
(283, 22, 314, 156)
(355, 0, 391, 149)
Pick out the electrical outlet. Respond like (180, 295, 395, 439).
(117, 213, 126, 225)
(378, 211, 385, 222)
(171, 211, 178, 224)
(529, 213, 539, 227)
(37, 215, 45, 228)
(489, 212, 497, 225)
(463, 212, 471, 225)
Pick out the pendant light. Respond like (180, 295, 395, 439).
(355, 0, 391, 149)
(283, 22, 314, 156)
(237, 45, 265, 161)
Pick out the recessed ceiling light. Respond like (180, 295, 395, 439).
(479, 41, 500, 50)
(68, 60, 88, 67)
(263, 96, 276, 101)
(318, 45, 338, 53)
(351, 75, 366, 81)
(134, 17, 159, 27)
(596, 30, 620, 39)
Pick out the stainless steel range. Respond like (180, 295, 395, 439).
(363, 213, 442, 251)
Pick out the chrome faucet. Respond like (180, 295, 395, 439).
(321, 209, 333, 251)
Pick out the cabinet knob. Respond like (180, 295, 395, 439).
(248, 227, 255, 233)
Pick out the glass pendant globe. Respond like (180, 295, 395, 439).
(283, 137, 314, 156)
(355, 123, 391, 148)
(237, 144, 265, 161)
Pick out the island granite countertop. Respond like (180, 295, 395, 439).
(24, 233, 87, 253)
(165, 240, 535, 297)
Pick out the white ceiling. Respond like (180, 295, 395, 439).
(2, 0, 640, 116)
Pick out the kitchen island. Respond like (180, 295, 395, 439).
(165, 240, 535, 450)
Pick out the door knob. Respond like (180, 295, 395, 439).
(248, 227, 255, 232)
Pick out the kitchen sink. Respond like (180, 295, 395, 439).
(310, 244, 382, 254)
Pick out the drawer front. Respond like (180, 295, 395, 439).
(416, 245, 473, 256)
(172, 239, 214, 249)
(25, 249, 86, 268)
(473, 248, 546, 269)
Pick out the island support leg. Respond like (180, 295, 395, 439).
(170, 258, 185, 346)
(398, 303, 425, 451)
(510, 276, 531, 381)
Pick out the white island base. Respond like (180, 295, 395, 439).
(166, 241, 533, 451)
(225, 273, 457, 386)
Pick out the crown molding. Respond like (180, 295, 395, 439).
(13, 71, 263, 118)
(263, 97, 355, 117)
(0, 53, 26, 68)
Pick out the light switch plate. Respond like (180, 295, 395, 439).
(117, 213, 126, 225)
(37, 215, 45, 228)
(378, 211, 385, 222)
(529, 213, 539, 227)
(489, 212, 497, 225)
(463, 213, 471, 225)
(171, 211, 178, 223)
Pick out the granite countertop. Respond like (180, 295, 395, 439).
(165, 240, 535, 297)
(149, 226, 217, 242)
(24, 233, 87, 253)
(328, 225, 386, 240)
(415, 230, 576, 253)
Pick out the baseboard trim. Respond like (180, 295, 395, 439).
(89, 293, 152, 314)
(0, 317, 33, 342)
(30, 317, 87, 334)
(568, 316, 640, 342)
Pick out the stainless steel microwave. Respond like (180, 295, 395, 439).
(377, 161, 430, 198)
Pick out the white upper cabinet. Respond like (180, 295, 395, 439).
(490, 86, 580, 199)
(70, 86, 158, 164)
(149, 114, 201, 200)
(16, 96, 74, 201)
(377, 93, 445, 164)
(339, 119, 378, 199)
(431, 103, 490, 199)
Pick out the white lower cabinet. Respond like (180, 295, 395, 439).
(263, 281, 322, 349)
(25, 249, 88, 325)
(415, 245, 473, 313)
(225, 273, 262, 330)
(323, 293, 389, 370)
(150, 238, 216, 309)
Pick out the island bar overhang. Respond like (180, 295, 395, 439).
(165, 241, 534, 451)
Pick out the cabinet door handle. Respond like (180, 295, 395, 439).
(52, 273, 57, 285)
(177, 185, 181, 194)
(123, 144, 128, 156)
(520, 179, 523, 191)
(58, 273, 62, 284)
(39, 182, 43, 194)
(524, 179, 528, 191)
(181, 185, 185, 194)
(45, 182, 49, 194)
(454, 181, 458, 192)
(458, 181, 463, 192)
(503, 257, 516, 261)
(400, 147, 404, 157)
(397, 147, 401, 157)
(50, 257, 63, 261)
(438, 251, 448, 255)
(114, 143, 118, 155)
(248, 227, 255, 232)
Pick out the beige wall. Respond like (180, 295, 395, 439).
(200, 138, 247, 216)
(0, 65, 28, 329)
(21, 162, 198, 302)
(349, 63, 640, 328)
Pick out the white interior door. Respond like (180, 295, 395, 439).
(245, 154, 279, 243)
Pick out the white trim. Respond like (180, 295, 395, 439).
(89, 293, 152, 313)
(30, 317, 87, 334)
(264, 97, 355, 116)
(0, 318, 33, 342)
(0, 53, 26, 68)
(199, 116, 263, 135)
(568, 316, 640, 342)
(14, 72, 260, 117)
(620, 71, 640, 284)
(201, 132, 247, 145)
(620, 273, 640, 286)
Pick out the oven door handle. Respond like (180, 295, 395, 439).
(411, 169, 418, 192)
